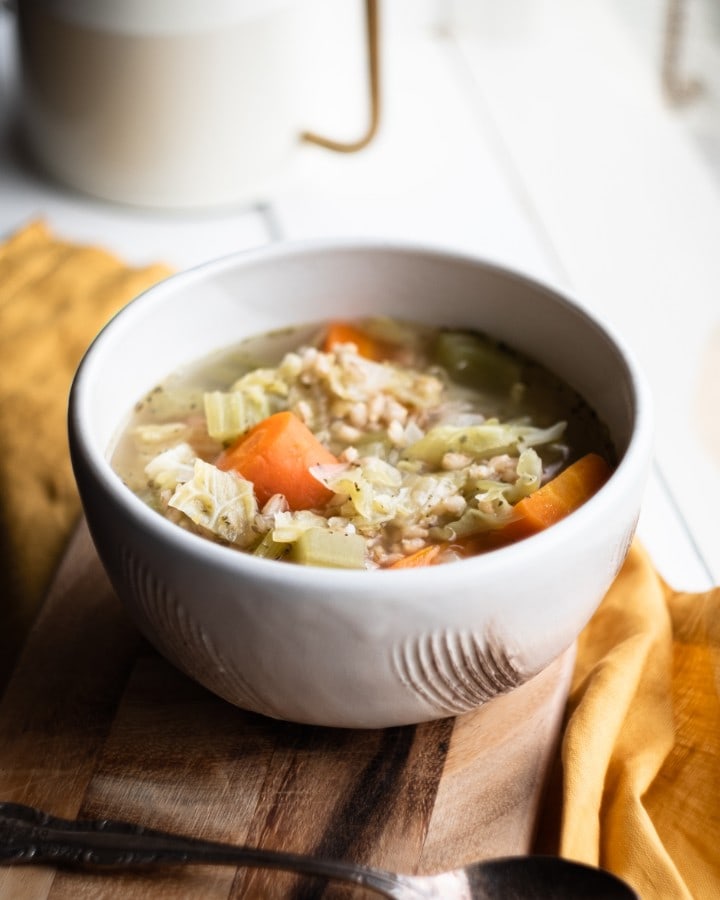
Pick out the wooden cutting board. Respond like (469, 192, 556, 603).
(0, 519, 573, 899)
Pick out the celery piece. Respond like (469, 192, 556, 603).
(204, 390, 270, 442)
(289, 527, 367, 569)
(434, 331, 522, 391)
(253, 531, 291, 561)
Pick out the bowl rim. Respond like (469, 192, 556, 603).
(68, 236, 654, 588)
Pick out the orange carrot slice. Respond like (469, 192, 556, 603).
(456, 453, 612, 556)
(216, 411, 338, 510)
(508, 452, 612, 537)
(387, 543, 443, 569)
(323, 321, 388, 361)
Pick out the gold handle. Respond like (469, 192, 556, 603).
(301, 0, 380, 153)
(661, 0, 702, 106)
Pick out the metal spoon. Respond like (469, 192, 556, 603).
(0, 801, 637, 899)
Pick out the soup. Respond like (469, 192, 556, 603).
(112, 317, 615, 569)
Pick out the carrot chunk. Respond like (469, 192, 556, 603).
(216, 411, 338, 510)
(323, 321, 388, 361)
(508, 452, 612, 537)
(456, 453, 612, 556)
(387, 543, 443, 569)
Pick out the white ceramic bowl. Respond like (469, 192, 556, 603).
(68, 241, 653, 728)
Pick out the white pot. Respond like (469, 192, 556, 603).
(16, 0, 375, 208)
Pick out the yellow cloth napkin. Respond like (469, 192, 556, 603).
(550, 542, 720, 899)
(0, 221, 171, 683)
(1, 222, 719, 899)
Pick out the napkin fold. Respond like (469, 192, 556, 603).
(1, 222, 718, 900)
(552, 542, 720, 899)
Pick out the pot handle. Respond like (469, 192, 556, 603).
(301, 0, 381, 153)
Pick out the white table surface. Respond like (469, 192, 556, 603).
(1, 2, 717, 592)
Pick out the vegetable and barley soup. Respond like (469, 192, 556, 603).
(112, 317, 615, 569)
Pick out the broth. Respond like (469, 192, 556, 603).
(112, 317, 615, 568)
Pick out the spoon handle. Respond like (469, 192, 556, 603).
(0, 802, 408, 898)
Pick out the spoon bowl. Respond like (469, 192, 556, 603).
(0, 801, 638, 899)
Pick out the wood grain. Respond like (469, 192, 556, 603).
(0, 520, 573, 899)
